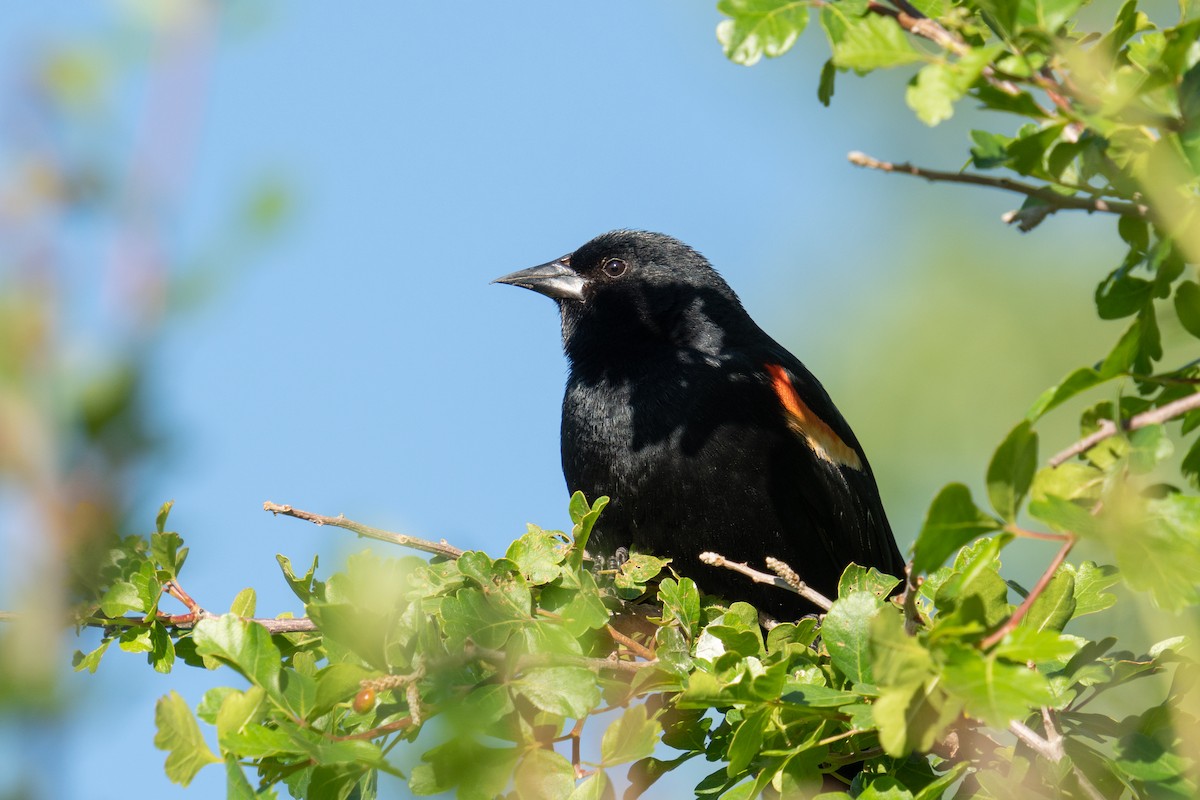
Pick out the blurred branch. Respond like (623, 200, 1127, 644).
(1048, 391, 1200, 467)
(847, 152, 1150, 220)
(1, 611, 318, 634)
(700, 551, 833, 611)
(263, 501, 464, 559)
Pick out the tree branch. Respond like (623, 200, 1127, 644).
(980, 533, 1075, 650)
(1048, 391, 1200, 467)
(66, 613, 319, 634)
(263, 501, 464, 559)
(848, 151, 1149, 220)
(699, 552, 833, 611)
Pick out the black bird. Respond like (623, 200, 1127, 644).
(495, 230, 904, 618)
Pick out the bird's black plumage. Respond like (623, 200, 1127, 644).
(496, 230, 905, 618)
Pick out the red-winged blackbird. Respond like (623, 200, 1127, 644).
(496, 230, 905, 618)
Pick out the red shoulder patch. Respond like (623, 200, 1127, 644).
(765, 363, 863, 470)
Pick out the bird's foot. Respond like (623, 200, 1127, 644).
(608, 546, 630, 571)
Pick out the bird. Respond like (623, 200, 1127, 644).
(494, 230, 905, 619)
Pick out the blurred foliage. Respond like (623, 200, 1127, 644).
(0, 0, 290, 768)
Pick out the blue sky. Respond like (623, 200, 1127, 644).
(1, 2, 1125, 797)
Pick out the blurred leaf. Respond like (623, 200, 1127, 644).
(717, 0, 810, 66)
(1175, 281, 1200, 338)
(818, 58, 837, 105)
(512, 667, 599, 718)
(600, 704, 661, 766)
(154, 691, 220, 786)
(514, 748, 576, 800)
(941, 646, 1055, 727)
(822, 9, 923, 72)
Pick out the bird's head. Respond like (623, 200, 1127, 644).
(494, 230, 750, 363)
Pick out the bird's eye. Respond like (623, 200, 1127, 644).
(602, 258, 628, 278)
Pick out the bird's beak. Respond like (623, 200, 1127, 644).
(493, 256, 587, 302)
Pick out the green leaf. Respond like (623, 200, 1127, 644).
(1175, 281, 1200, 339)
(99, 580, 143, 617)
(193, 616, 284, 705)
(1108, 494, 1200, 609)
(987, 421, 1039, 522)
(839, 563, 901, 599)
(1019, 570, 1076, 634)
(1096, 267, 1154, 319)
(614, 553, 671, 599)
(822, 9, 923, 73)
(818, 58, 837, 106)
(156, 500, 175, 534)
(276, 554, 320, 604)
(1064, 561, 1120, 616)
(717, 0, 810, 66)
(154, 691, 221, 787)
(726, 707, 768, 775)
(871, 607, 934, 687)
(568, 492, 609, 566)
(567, 771, 612, 800)
(906, 46, 1003, 126)
(72, 639, 112, 673)
(1100, 319, 1141, 378)
(906, 62, 960, 126)
(600, 704, 661, 766)
(993, 626, 1078, 663)
(514, 748, 577, 800)
(1182, 436, 1200, 491)
(410, 739, 518, 799)
(229, 587, 256, 618)
(824, 590, 882, 684)
(215, 687, 267, 750)
(912, 483, 1002, 575)
(1115, 732, 1189, 781)
(506, 527, 567, 585)
(874, 678, 963, 757)
(1026, 367, 1110, 420)
(975, 0, 1021, 35)
(658, 577, 701, 639)
(940, 646, 1055, 728)
(151, 530, 188, 579)
(858, 776, 916, 799)
(971, 129, 1012, 169)
(512, 667, 599, 718)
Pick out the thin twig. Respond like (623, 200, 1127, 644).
(605, 624, 655, 661)
(699, 552, 833, 611)
(330, 716, 414, 742)
(263, 501, 464, 559)
(470, 644, 657, 676)
(1048, 391, 1200, 467)
(66, 613, 319, 634)
(848, 151, 1149, 219)
(1006, 524, 1071, 543)
(980, 533, 1075, 650)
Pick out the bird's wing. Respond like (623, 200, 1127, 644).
(759, 353, 907, 581)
